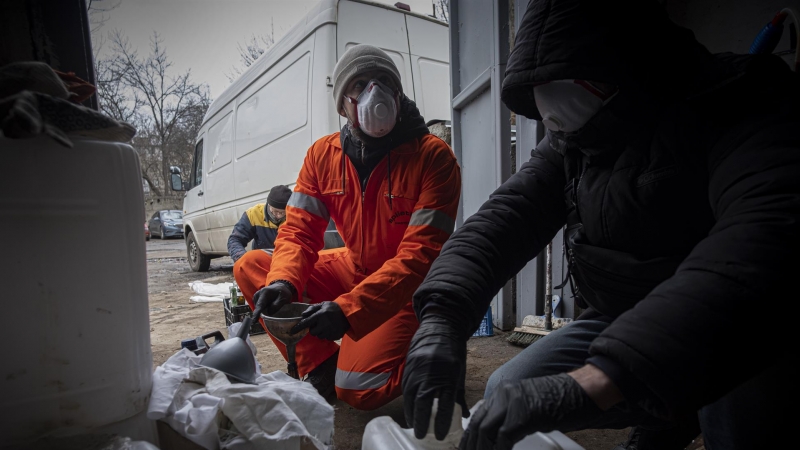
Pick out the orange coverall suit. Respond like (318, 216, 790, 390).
(234, 131, 461, 410)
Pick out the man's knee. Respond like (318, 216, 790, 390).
(233, 259, 252, 288)
(232, 255, 247, 280)
(234, 250, 269, 279)
(233, 250, 274, 300)
(485, 366, 507, 399)
(335, 385, 399, 411)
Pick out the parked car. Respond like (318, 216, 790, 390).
(144, 221, 151, 241)
(148, 210, 184, 240)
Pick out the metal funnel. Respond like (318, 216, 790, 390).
(261, 303, 312, 379)
(198, 316, 257, 384)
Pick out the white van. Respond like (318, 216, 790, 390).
(170, 0, 451, 271)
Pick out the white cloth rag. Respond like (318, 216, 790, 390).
(147, 324, 332, 450)
(189, 281, 233, 303)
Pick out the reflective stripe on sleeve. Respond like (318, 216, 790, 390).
(408, 208, 455, 234)
(335, 369, 391, 390)
(288, 192, 330, 221)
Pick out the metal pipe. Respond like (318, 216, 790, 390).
(545, 241, 553, 331)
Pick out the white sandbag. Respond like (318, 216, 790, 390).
(148, 345, 332, 449)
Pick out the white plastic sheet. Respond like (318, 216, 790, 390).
(190, 295, 227, 303)
(189, 281, 233, 303)
(147, 327, 332, 450)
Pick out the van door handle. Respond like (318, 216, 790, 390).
(198, 190, 204, 196)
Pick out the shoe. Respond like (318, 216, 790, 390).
(304, 350, 338, 403)
(613, 422, 701, 450)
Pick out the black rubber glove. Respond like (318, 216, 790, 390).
(402, 315, 470, 441)
(289, 301, 350, 341)
(252, 281, 294, 318)
(460, 373, 603, 450)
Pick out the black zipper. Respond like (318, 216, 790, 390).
(360, 143, 368, 204)
(574, 158, 588, 220)
(359, 142, 368, 273)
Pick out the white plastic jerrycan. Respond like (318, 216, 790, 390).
(361, 399, 466, 450)
(361, 399, 586, 450)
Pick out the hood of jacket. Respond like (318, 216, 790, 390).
(502, 0, 740, 147)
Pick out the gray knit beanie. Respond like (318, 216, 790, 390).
(332, 44, 402, 114)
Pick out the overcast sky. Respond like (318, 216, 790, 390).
(92, 0, 439, 99)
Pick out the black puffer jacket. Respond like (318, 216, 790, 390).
(414, 0, 800, 419)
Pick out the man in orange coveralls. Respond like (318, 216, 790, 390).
(233, 44, 461, 410)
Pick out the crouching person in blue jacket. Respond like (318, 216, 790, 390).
(227, 185, 292, 263)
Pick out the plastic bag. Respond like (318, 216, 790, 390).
(188, 281, 234, 302)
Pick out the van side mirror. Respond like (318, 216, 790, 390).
(169, 166, 185, 191)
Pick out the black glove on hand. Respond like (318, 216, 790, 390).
(252, 281, 294, 318)
(289, 301, 350, 341)
(460, 373, 603, 450)
(402, 316, 469, 441)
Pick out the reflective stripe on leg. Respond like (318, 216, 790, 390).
(335, 369, 391, 390)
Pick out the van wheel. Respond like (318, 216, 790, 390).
(186, 231, 210, 272)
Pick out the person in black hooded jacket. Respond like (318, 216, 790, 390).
(401, 1, 799, 449)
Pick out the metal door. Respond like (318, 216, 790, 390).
(449, 0, 513, 329)
(449, 0, 578, 330)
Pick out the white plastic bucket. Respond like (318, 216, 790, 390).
(361, 399, 585, 450)
(0, 136, 156, 446)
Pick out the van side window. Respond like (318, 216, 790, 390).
(192, 140, 204, 187)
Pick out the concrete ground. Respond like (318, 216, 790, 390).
(145, 238, 699, 450)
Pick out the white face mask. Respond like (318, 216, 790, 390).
(533, 80, 615, 132)
(345, 79, 398, 138)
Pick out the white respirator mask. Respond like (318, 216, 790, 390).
(533, 80, 616, 132)
(345, 79, 398, 138)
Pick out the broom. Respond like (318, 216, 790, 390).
(507, 240, 572, 347)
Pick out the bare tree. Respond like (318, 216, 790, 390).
(95, 51, 161, 193)
(226, 18, 276, 82)
(95, 56, 166, 195)
(165, 97, 209, 186)
(87, 0, 121, 34)
(434, 0, 449, 23)
(95, 58, 141, 124)
(98, 30, 210, 198)
(131, 127, 165, 198)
